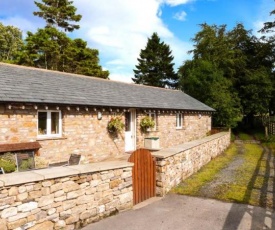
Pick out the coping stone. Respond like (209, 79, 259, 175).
(34, 166, 80, 179)
(152, 132, 229, 159)
(68, 161, 134, 174)
(0, 171, 44, 186)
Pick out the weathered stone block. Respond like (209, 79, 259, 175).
(54, 195, 66, 202)
(29, 191, 42, 199)
(47, 208, 56, 215)
(38, 194, 54, 207)
(28, 221, 54, 230)
(63, 199, 76, 211)
(50, 183, 62, 193)
(42, 181, 52, 187)
(0, 197, 14, 206)
(76, 195, 93, 205)
(0, 219, 7, 230)
(7, 218, 27, 230)
(17, 202, 38, 212)
(16, 192, 28, 202)
(18, 186, 26, 194)
(71, 204, 87, 214)
(8, 187, 18, 196)
(97, 183, 109, 192)
(90, 180, 100, 187)
(109, 179, 122, 189)
(54, 220, 66, 229)
(1, 206, 17, 218)
(62, 181, 79, 192)
(41, 187, 51, 196)
(121, 171, 131, 179)
(65, 214, 79, 225)
(118, 192, 132, 204)
(8, 211, 29, 222)
(54, 190, 64, 198)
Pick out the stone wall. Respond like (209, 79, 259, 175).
(136, 112, 211, 150)
(0, 105, 125, 163)
(152, 132, 230, 196)
(0, 161, 133, 230)
(0, 104, 212, 164)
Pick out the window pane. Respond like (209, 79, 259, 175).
(38, 112, 47, 135)
(51, 112, 60, 134)
(179, 114, 182, 127)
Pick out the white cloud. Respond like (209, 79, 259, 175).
(0, 0, 193, 83)
(162, 0, 194, 7)
(252, 0, 274, 37)
(0, 17, 42, 35)
(74, 0, 192, 82)
(174, 11, 187, 21)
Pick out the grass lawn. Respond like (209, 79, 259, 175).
(171, 140, 275, 209)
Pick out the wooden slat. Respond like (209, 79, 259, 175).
(128, 148, 156, 205)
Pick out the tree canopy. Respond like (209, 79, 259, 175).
(0, 23, 23, 62)
(179, 23, 274, 128)
(0, 0, 109, 79)
(133, 32, 178, 88)
(34, 0, 82, 32)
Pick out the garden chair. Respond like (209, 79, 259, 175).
(49, 154, 81, 167)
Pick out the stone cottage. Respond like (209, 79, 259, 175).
(0, 62, 215, 164)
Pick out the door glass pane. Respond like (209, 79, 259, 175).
(51, 112, 60, 134)
(38, 112, 47, 135)
(125, 112, 131, 131)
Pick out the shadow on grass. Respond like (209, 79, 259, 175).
(222, 144, 275, 229)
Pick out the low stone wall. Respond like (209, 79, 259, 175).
(0, 161, 133, 230)
(152, 132, 231, 196)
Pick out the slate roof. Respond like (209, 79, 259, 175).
(0, 63, 215, 112)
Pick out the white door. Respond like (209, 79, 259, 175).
(125, 109, 136, 152)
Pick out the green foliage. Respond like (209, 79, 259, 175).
(259, 8, 275, 34)
(17, 27, 109, 78)
(107, 116, 125, 133)
(34, 0, 82, 32)
(171, 144, 238, 195)
(0, 23, 23, 62)
(140, 116, 155, 132)
(179, 23, 274, 128)
(133, 32, 178, 88)
(18, 158, 34, 171)
(0, 153, 16, 173)
(179, 59, 241, 128)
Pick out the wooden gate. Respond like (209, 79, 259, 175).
(128, 148, 156, 205)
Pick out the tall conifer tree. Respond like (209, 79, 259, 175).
(133, 33, 178, 88)
(34, 0, 82, 32)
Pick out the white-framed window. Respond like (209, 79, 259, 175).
(37, 110, 62, 137)
(148, 112, 157, 131)
(176, 113, 183, 129)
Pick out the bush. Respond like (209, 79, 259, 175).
(0, 153, 16, 173)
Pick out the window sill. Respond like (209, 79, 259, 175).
(36, 136, 67, 141)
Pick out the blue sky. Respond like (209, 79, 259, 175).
(0, 0, 274, 82)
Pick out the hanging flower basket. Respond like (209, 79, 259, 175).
(140, 116, 155, 132)
(107, 116, 125, 133)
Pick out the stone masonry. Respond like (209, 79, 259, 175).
(136, 112, 211, 150)
(0, 104, 211, 164)
(0, 161, 133, 230)
(152, 132, 231, 196)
